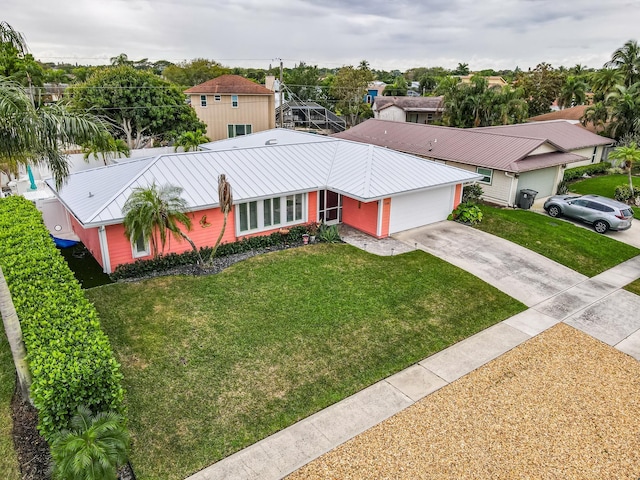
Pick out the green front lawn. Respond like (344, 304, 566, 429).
(87, 244, 525, 480)
(475, 206, 640, 277)
(0, 334, 21, 480)
(570, 174, 640, 218)
(626, 279, 640, 296)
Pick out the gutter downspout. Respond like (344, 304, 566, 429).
(98, 226, 111, 274)
(505, 172, 517, 208)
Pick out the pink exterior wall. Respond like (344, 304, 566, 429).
(380, 198, 391, 237)
(307, 191, 318, 223)
(105, 207, 238, 270)
(342, 197, 379, 237)
(69, 215, 103, 268)
(453, 184, 463, 210)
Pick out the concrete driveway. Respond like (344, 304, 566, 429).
(394, 221, 588, 307)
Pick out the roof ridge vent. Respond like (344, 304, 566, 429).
(265, 139, 278, 145)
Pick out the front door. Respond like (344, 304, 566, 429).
(319, 190, 342, 225)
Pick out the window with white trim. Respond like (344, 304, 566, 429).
(132, 234, 150, 258)
(231, 95, 239, 108)
(591, 146, 598, 163)
(237, 194, 305, 234)
(200, 95, 207, 107)
(214, 94, 221, 102)
(477, 167, 493, 184)
(227, 124, 252, 138)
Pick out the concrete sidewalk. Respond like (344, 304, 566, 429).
(186, 252, 640, 480)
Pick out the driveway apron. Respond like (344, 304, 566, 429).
(394, 221, 588, 307)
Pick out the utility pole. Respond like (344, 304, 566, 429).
(279, 58, 284, 128)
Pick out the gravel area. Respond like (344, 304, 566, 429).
(288, 323, 640, 479)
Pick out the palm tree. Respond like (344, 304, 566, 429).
(590, 68, 624, 101)
(174, 129, 210, 152)
(605, 83, 640, 139)
(122, 183, 204, 264)
(208, 174, 233, 263)
(557, 75, 588, 109)
(608, 142, 640, 192)
(0, 20, 26, 53)
(0, 23, 110, 188)
(51, 406, 129, 480)
(581, 102, 609, 133)
(0, 266, 31, 402)
(82, 134, 130, 165)
(606, 39, 640, 87)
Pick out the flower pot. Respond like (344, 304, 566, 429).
(310, 235, 316, 243)
(302, 234, 310, 245)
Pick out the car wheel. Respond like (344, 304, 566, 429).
(593, 220, 609, 234)
(547, 205, 561, 218)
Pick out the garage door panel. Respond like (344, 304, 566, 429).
(389, 187, 454, 234)
(518, 167, 558, 198)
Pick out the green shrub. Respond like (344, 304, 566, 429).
(0, 197, 124, 442)
(111, 224, 313, 280)
(614, 184, 640, 203)
(449, 202, 484, 225)
(317, 223, 341, 243)
(563, 162, 611, 182)
(462, 184, 484, 204)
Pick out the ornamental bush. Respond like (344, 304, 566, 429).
(111, 224, 310, 280)
(563, 162, 611, 182)
(614, 184, 640, 203)
(0, 196, 124, 442)
(449, 202, 484, 225)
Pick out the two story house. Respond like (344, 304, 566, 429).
(185, 75, 276, 141)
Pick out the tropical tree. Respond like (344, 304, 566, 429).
(606, 39, 640, 87)
(590, 68, 624, 101)
(82, 134, 130, 164)
(208, 173, 232, 263)
(515, 63, 564, 116)
(51, 406, 129, 480)
(605, 83, 640, 139)
(122, 183, 204, 264)
(0, 22, 110, 188)
(557, 75, 588, 108)
(581, 101, 609, 133)
(174, 129, 210, 152)
(69, 65, 205, 149)
(162, 58, 230, 87)
(0, 266, 31, 401)
(283, 61, 321, 102)
(330, 62, 374, 126)
(608, 141, 640, 191)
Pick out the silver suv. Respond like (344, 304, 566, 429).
(543, 194, 634, 233)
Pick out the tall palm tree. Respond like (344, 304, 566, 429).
(208, 174, 233, 263)
(0, 20, 26, 54)
(605, 83, 640, 139)
(0, 266, 31, 402)
(590, 68, 624, 101)
(608, 142, 640, 192)
(557, 75, 588, 109)
(173, 129, 210, 152)
(581, 101, 609, 133)
(122, 183, 204, 264)
(51, 406, 129, 480)
(0, 23, 110, 188)
(82, 134, 130, 165)
(606, 39, 640, 87)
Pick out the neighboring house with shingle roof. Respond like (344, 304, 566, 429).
(46, 129, 480, 273)
(373, 96, 444, 124)
(185, 74, 276, 142)
(526, 106, 606, 134)
(334, 119, 613, 206)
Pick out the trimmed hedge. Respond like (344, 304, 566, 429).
(0, 197, 124, 441)
(563, 162, 611, 182)
(111, 224, 311, 280)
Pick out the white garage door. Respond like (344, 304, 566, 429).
(389, 186, 454, 234)
(517, 167, 559, 198)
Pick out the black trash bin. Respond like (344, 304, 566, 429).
(517, 189, 538, 209)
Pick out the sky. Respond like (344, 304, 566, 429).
(5, 0, 640, 72)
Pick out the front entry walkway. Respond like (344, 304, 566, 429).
(186, 224, 640, 480)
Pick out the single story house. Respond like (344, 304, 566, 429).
(335, 119, 614, 206)
(47, 129, 480, 273)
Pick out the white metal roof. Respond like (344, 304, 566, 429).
(48, 130, 480, 227)
(199, 128, 334, 151)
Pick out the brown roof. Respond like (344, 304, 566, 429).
(184, 75, 273, 95)
(478, 121, 613, 150)
(333, 119, 591, 173)
(374, 96, 444, 112)
(527, 105, 588, 123)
